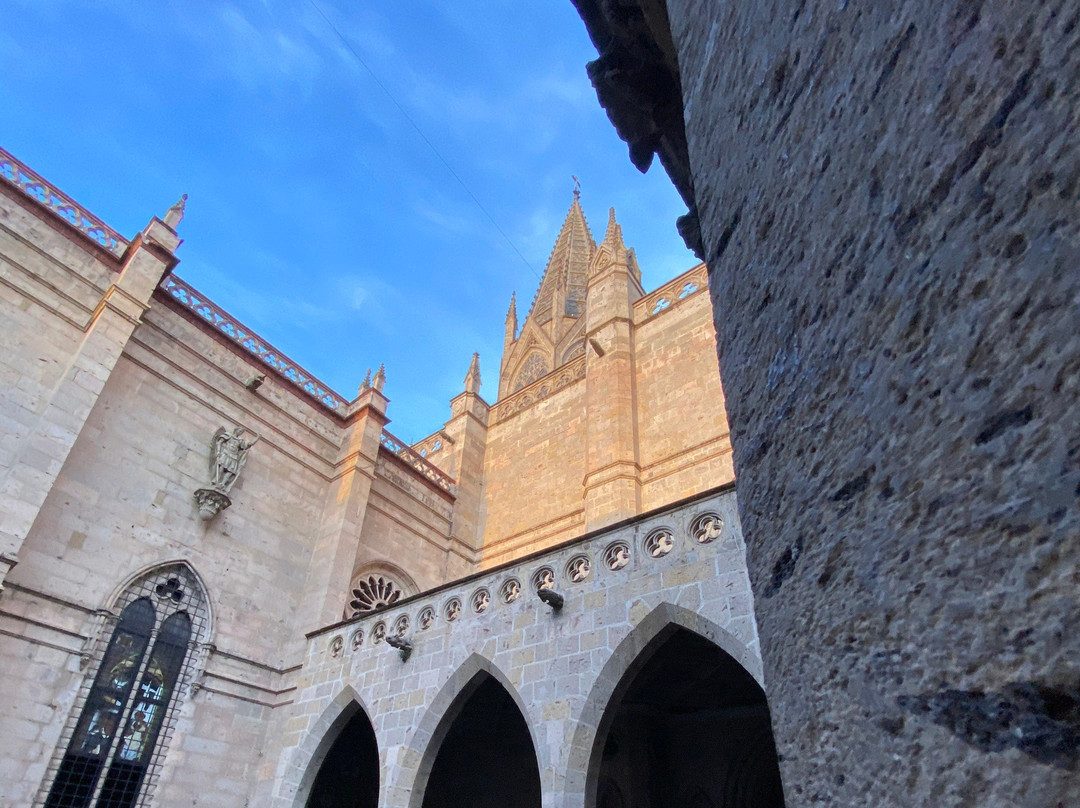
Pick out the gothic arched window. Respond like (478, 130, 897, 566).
(43, 565, 210, 808)
(514, 353, 549, 391)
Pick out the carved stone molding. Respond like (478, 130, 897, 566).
(348, 575, 403, 617)
(567, 555, 592, 583)
(691, 513, 724, 544)
(500, 578, 522, 604)
(603, 541, 631, 571)
(193, 488, 231, 521)
(471, 588, 491, 614)
(643, 527, 675, 558)
(532, 566, 557, 592)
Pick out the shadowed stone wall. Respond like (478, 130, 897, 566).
(572, 0, 1080, 805)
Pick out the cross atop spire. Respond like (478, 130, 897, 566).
(572, 175, 581, 199)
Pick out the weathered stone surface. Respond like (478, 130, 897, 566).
(260, 487, 761, 808)
(573, 0, 1080, 804)
(0, 146, 748, 808)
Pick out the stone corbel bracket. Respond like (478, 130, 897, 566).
(193, 488, 231, 521)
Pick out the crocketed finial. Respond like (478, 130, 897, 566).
(164, 194, 188, 229)
(464, 352, 481, 394)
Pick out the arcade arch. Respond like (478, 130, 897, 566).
(303, 704, 379, 808)
(588, 626, 784, 808)
(411, 669, 541, 808)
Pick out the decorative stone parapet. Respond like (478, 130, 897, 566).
(379, 429, 455, 493)
(489, 355, 586, 424)
(310, 484, 749, 664)
(633, 263, 709, 322)
(160, 274, 350, 412)
(0, 146, 129, 257)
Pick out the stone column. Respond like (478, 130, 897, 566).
(0, 218, 180, 591)
(572, 1, 1079, 803)
(573, 0, 1080, 804)
(582, 231, 643, 531)
(294, 387, 388, 631)
(443, 360, 490, 562)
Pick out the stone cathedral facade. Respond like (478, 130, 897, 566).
(0, 147, 783, 808)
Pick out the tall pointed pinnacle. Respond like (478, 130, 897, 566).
(164, 194, 188, 229)
(505, 292, 517, 330)
(603, 207, 624, 249)
(464, 352, 481, 394)
(522, 188, 595, 327)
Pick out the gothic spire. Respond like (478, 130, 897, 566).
(522, 192, 595, 327)
(164, 193, 188, 229)
(505, 292, 517, 327)
(603, 207, 624, 248)
(464, 353, 481, 394)
(504, 292, 518, 348)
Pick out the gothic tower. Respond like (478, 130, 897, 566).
(499, 190, 640, 399)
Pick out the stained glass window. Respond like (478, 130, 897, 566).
(42, 566, 208, 808)
(45, 599, 154, 808)
(95, 612, 190, 808)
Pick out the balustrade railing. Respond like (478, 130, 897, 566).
(160, 274, 350, 411)
(380, 429, 454, 493)
(636, 263, 709, 320)
(0, 147, 128, 257)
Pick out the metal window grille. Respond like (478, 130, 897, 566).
(36, 565, 211, 808)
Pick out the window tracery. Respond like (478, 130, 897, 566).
(43, 565, 208, 808)
(347, 575, 403, 617)
(514, 353, 549, 391)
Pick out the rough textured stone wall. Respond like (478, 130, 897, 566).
(0, 190, 114, 483)
(634, 274, 732, 511)
(660, 1, 1079, 804)
(0, 192, 475, 806)
(261, 486, 760, 808)
(481, 380, 589, 563)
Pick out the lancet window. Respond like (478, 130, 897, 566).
(42, 565, 209, 808)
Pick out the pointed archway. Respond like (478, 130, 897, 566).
(590, 626, 784, 808)
(418, 673, 541, 808)
(304, 706, 379, 808)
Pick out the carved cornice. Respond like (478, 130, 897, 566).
(490, 355, 587, 424)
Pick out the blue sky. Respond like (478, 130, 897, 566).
(0, 0, 695, 441)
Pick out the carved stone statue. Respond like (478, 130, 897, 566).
(209, 426, 258, 494)
(193, 425, 258, 520)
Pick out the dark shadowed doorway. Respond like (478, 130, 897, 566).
(592, 627, 785, 808)
(420, 674, 541, 808)
(306, 708, 379, 808)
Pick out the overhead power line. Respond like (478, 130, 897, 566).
(307, 0, 542, 280)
